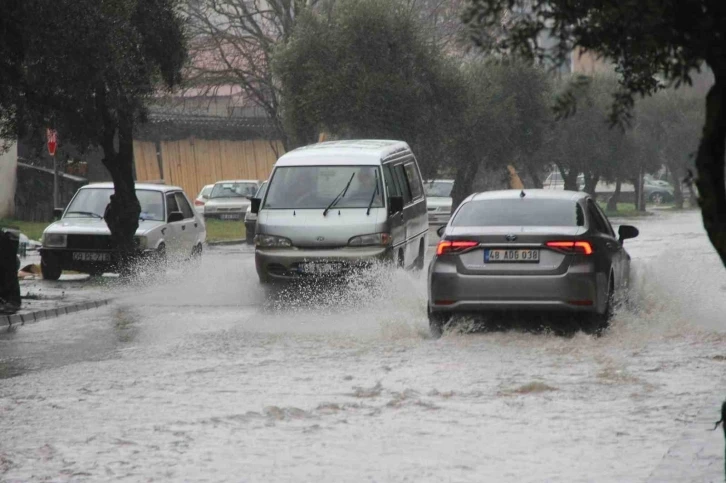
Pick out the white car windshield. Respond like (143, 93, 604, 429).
(64, 188, 165, 221)
(424, 181, 453, 197)
(263, 166, 383, 210)
(210, 182, 258, 199)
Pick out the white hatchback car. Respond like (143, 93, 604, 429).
(194, 184, 215, 215)
(204, 180, 260, 220)
(39, 183, 206, 279)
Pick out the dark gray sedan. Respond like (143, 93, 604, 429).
(427, 190, 639, 336)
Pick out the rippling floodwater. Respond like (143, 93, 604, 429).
(1, 212, 724, 482)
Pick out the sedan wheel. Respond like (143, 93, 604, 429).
(428, 306, 451, 339)
(40, 254, 62, 281)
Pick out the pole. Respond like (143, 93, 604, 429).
(52, 153, 59, 209)
(638, 167, 644, 212)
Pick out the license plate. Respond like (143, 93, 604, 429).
(72, 252, 111, 262)
(484, 249, 539, 263)
(298, 262, 341, 275)
(220, 214, 241, 220)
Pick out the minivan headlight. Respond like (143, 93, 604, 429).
(134, 236, 148, 250)
(255, 234, 292, 248)
(43, 233, 67, 248)
(348, 233, 392, 247)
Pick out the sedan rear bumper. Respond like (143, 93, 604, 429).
(428, 268, 607, 314)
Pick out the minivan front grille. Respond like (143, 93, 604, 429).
(67, 235, 114, 250)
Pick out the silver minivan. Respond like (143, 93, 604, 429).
(251, 140, 428, 283)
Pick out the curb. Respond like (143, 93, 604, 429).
(0, 299, 113, 329)
(207, 239, 249, 246)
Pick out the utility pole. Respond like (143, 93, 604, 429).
(47, 129, 58, 208)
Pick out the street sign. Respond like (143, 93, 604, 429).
(46, 128, 58, 156)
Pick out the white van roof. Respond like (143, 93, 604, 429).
(275, 140, 412, 167)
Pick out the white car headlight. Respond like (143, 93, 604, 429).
(43, 233, 67, 248)
(255, 234, 292, 248)
(348, 233, 392, 247)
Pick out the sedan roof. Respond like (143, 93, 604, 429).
(466, 189, 588, 203)
(82, 182, 182, 193)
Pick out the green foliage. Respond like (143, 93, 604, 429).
(272, 0, 464, 174)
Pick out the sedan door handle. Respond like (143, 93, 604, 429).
(182, 225, 186, 231)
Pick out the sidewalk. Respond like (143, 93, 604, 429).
(647, 392, 725, 482)
(2, 252, 113, 327)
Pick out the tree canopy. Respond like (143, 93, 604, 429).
(464, 0, 726, 267)
(0, 0, 186, 253)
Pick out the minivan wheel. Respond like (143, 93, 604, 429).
(414, 240, 425, 271)
(40, 254, 62, 281)
(397, 250, 405, 269)
(428, 306, 451, 339)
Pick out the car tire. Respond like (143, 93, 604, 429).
(40, 254, 62, 281)
(154, 244, 167, 269)
(413, 240, 425, 271)
(258, 272, 271, 285)
(428, 306, 450, 339)
(649, 192, 665, 205)
(583, 280, 614, 335)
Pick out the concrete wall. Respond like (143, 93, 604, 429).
(0, 141, 17, 218)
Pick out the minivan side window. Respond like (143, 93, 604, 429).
(175, 192, 195, 219)
(403, 163, 423, 200)
(393, 164, 412, 204)
(382, 164, 401, 198)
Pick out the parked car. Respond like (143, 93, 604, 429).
(251, 140, 428, 283)
(428, 189, 638, 337)
(424, 179, 454, 224)
(39, 183, 206, 279)
(244, 181, 268, 244)
(643, 179, 675, 204)
(204, 180, 260, 220)
(194, 184, 215, 214)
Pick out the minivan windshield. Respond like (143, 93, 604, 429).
(263, 166, 383, 210)
(64, 188, 165, 221)
(452, 199, 585, 227)
(210, 182, 258, 199)
(424, 180, 453, 197)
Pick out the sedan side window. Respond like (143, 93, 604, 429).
(593, 202, 616, 237)
(587, 200, 610, 235)
(166, 193, 179, 220)
(175, 192, 195, 219)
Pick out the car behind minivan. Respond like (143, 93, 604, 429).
(251, 140, 428, 283)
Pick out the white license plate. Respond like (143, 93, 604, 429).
(485, 249, 539, 263)
(298, 262, 341, 275)
(72, 252, 111, 262)
(220, 214, 241, 220)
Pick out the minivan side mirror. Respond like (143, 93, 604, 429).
(436, 225, 446, 237)
(168, 211, 184, 223)
(250, 198, 261, 214)
(52, 208, 64, 220)
(388, 196, 404, 215)
(618, 225, 639, 242)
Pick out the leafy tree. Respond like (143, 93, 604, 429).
(449, 60, 551, 208)
(464, 0, 726, 267)
(272, 0, 464, 177)
(634, 90, 703, 208)
(0, 0, 186, 258)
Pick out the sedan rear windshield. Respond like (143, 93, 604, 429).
(451, 199, 585, 227)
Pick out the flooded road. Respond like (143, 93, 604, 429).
(1, 211, 724, 482)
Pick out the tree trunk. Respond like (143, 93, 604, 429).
(694, 75, 726, 268)
(526, 165, 543, 188)
(606, 180, 621, 212)
(101, 109, 140, 269)
(583, 172, 600, 198)
(451, 158, 481, 212)
(668, 162, 684, 209)
(563, 169, 579, 191)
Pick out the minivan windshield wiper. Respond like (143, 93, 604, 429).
(366, 170, 380, 216)
(323, 173, 355, 217)
(65, 211, 103, 219)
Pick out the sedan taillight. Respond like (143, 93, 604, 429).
(436, 240, 479, 256)
(545, 240, 593, 255)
